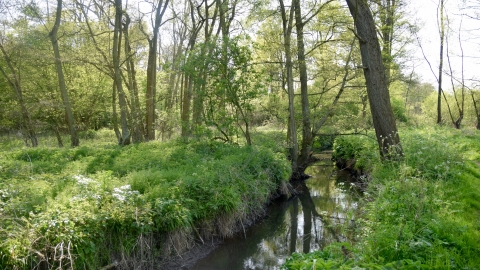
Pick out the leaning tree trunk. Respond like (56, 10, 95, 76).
(49, 0, 79, 147)
(346, 0, 402, 158)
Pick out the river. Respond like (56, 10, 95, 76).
(176, 155, 360, 269)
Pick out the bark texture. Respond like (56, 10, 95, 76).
(346, 0, 402, 158)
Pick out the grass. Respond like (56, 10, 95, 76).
(283, 127, 480, 269)
(0, 129, 291, 269)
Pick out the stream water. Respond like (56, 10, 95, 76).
(187, 154, 360, 270)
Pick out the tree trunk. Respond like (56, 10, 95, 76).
(181, 0, 201, 138)
(111, 81, 121, 141)
(279, 0, 299, 174)
(191, 0, 214, 129)
(181, 75, 193, 137)
(471, 91, 480, 130)
(294, 0, 313, 177)
(123, 14, 145, 142)
(49, 0, 79, 147)
(437, 0, 445, 125)
(145, 0, 170, 141)
(113, 0, 130, 145)
(52, 124, 64, 147)
(346, 0, 402, 159)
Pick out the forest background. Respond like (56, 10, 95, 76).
(2, 0, 479, 151)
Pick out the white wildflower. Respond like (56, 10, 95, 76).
(73, 175, 94, 185)
(112, 193, 126, 202)
(112, 184, 139, 202)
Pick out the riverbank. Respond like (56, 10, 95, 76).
(283, 127, 480, 269)
(0, 131, 291, 269)
(177, 153, 358, 269)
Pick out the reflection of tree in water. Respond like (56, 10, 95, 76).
(190, 161, 358, 270)
(240, 163, 357, 269)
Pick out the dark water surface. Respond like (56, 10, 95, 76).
(189, 156, 359, 270)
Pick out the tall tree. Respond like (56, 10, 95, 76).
(437, 0, 445, 124)
(181, 0, 203, 137)
(346, 0, 402, 158)
(192, 0, 218, 130)
(293, 0, 335, 176)
(142, 0, 170, 141)
(279, 0, 299, 173)
(293, 0, 313, 177)
(123, 13, 146, 142)
(113, 0, 130, 145)
(49, 0, 79, 147)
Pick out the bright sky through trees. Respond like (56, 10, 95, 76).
(410, 0, 480, 88)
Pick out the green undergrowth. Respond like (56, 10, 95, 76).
(0, 132, 290, 269)
(283, 127, 480, 269)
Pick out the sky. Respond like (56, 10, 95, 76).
(408, 0, 480, 89)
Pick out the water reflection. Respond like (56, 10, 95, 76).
(189, 158, 359, 270)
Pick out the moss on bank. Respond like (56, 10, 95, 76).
(0, 132, 290, 269)
(283, 127, 480, 269)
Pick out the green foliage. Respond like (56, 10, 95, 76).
(391, 97, 408, 123)
(332, 134, 379, 173)
(0, 135, 290, 269)
(183, 36, 264, 143)
(286, 128, 480, 269)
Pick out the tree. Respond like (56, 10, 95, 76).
(445, 17, 465, 129)
(180, 0, 204, 138)
(293, 0, 337, 177)
(49, 0, 79, 147)
(141, 0, 170, 141)
(123, 13, 147, 142)
(346, 0, 402, 158)
(437, 0, 445, 124)
(112, 0, 130, 145)
(293, 0, 313, 178)
(278, 0, 299, 173)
